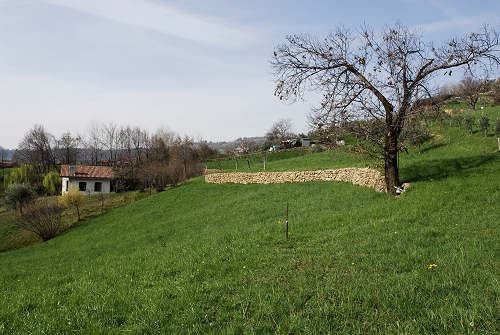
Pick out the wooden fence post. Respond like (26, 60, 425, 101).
(286, 202, 289, 240)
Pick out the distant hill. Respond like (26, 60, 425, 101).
(206, 136, 267, 153)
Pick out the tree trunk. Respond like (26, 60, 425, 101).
(384, 131, 400, 195)
(76, 205, 80, 221)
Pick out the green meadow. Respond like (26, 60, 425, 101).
(0, 107, 499, 334)
(0, 190, 156, 252)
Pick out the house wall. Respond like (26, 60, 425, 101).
(62, 178, 111, 194)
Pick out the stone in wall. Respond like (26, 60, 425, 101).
(205, 167, 386, 192)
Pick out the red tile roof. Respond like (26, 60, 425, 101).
(60, 165, 114, 179)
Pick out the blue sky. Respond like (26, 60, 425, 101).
(0, 0, 499, 148)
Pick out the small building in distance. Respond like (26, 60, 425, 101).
(300, 138, 312, 147)
(60, 165, 114, 194)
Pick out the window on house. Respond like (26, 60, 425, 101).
(65, 180, 69, 191)
(94, 182, 102, 192)
(79, 182, 86, 192)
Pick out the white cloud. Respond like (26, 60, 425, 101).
(42, 0, 258, 48)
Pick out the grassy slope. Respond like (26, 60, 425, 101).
(206, 148, 375, 173)
(0, 108, 499, 334)
(0, 190, 156, 252)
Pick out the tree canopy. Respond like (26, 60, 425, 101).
(272, 23, 499, 194)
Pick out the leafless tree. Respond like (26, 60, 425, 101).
(85, 122, 103, 165)
(55, 131, 81, 165)
(265, 118, 295, 143)
(235, 138, 258, 154)
(15, 124, 56, 172)
(439, 83, 456, 96)
(116, 126, 134, 166)
(195, 141, 218, 162)
(131, 127, 148, 163)
(456, 76, 487, 109)
(272, 23, 499, 194)
(103, 122, 118, 163)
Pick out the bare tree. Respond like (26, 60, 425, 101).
(103, 122, 118, 163)
(55, 131, 81, 165)
(266, 118, 295, 143)
(195, 141, 218, 162)
(116, 126, 133, 166)
(456, 76, 487, 109)
(272, 24, 499, 194)
(15, 124, 56, 172)
(85, 122, 103, 165)
(131, 127, 147, 164)
(235, 138, 258, 154)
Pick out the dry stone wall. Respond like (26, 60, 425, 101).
(205, 167, 386, 192)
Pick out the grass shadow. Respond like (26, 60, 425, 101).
(420, 143, 446, 154)
(400, 153, 499, 182)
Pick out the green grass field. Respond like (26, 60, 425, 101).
(0, 190, 156, 252)
(0, 107, 499, 334)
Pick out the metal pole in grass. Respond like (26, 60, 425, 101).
(286, 202, 289, 240)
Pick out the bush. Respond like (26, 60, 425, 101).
(453, 114, 465, 129)
(13, 199, 64, 241)
(401, 120, 430, 153)
(311, 144, 324, 153)
(478, 114, 490, 137)
(495, 119, 500, 137)
(60, 186, 85, 221)
(493, 87, 500, 105)
(464, 115, 475, 134)
(4, 184, 35, 215)
(42, 171, 62, 195)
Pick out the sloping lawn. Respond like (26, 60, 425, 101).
(0, 108, 499, 333)
(1, 152, 499, 333)
(0, 190, 155, 252)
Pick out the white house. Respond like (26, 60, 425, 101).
(60, 165, 114, 194)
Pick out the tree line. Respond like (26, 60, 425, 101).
(7, 123, 218, 194)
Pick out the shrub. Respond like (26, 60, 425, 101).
(464, 115, 475, 134)
(453, 114, 465, 129)
(478, 114, 490, 137)
(495, 119, 500, 137)
(42, 171, 62, 195)
(311, 144, 324, 153)
(4, 184, 35, 215)
(13, 199, 64, 241)
(60, 186, 85, 221)
(493, 87, 500, 105)
(401, 120, 430, 153)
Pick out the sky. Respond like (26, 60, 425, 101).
(0, 0, 499, 148)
